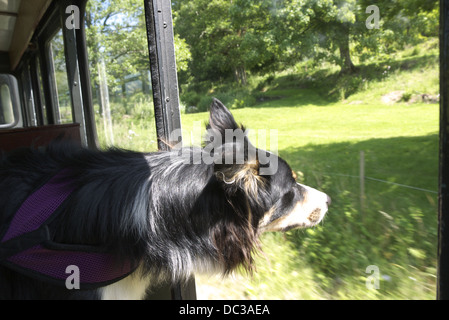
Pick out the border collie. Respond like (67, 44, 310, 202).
(0, 99, 330, 300)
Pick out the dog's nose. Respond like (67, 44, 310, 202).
(326, 195, 332, 206)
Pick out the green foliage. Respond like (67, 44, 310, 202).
(285, 133, 437, 297)
(401, 91, 413, 102)
(173, 0, 438, 87)
(188, 87, 257, 113)
(86, 0, 191, 91)
(173, 0, 280, 84)
(86, 0, 148, 85)
(94, 94, 157, 152)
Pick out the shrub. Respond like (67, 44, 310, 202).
(182, 86, 257, 113)
(180, 90, 202, 109)
(401, 91, 413, 102)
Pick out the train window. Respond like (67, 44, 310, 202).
(0, 74, 20, 129)
(0, 84, 14, 125)
(49, 29, 72, 124)
(85, 0, 157, 151)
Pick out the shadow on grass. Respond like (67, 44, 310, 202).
(276, 133, 438, 297)
(251, 88, 333, 108)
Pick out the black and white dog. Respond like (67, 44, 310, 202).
(0, 99, 330, 299)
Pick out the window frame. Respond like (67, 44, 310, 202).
(0, 74, 21, 129)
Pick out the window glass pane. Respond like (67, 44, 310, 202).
(50, 29, 72, 124)
(85, 0, 157, 151)
(0, 84, 14, 125)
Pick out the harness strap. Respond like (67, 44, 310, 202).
(0, 226, 50, 262)
(0, 169, 135, 289)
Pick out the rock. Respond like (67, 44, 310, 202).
(381, 91, 405, 104)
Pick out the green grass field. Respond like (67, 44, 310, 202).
(95, 39, 439, 299)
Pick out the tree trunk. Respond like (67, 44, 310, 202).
(240, 66, 247, 85)
(338, 25, 357, 74)
(234, 66, 247, 85)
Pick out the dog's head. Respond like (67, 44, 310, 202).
(204, 99, 330, 273)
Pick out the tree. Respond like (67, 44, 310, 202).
(173, 0, 363, 79)
(173, 0, 439, 84)
(85, 0, 191, 101)
(86, 0, 148, 88)
(278, 0, 359, 74)
(275, 0, 438, 74)
(173, 0, 281, 85)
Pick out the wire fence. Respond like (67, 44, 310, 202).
(311, 171, 437, 194)
(310, 150, 437, 196)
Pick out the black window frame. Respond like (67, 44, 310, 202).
(142, 0, 196, 300)
(438, 0, 449, 300)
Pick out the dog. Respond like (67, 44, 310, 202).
(0, 99, 330, 299)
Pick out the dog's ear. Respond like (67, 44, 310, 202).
(214, 152, 263, 198)
(205, 98, 263, 196)
(205, 98, 247, 147)
(207, 98, 239, 135)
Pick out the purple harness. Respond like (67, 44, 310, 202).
(0, 169, 135, 289)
